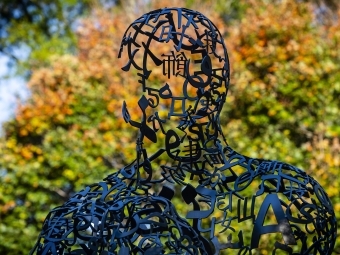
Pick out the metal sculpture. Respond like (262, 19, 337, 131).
(30, 7, 337, 255)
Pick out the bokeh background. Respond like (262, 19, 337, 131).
(0, 0, 339, 254)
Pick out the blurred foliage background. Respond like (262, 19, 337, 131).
(0, 0, 339, 254)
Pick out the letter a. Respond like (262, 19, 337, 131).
(251, 193, 296, 249)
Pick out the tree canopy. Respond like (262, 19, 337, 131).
(0, 0, 117, 69)
(0, 0, 339, 254)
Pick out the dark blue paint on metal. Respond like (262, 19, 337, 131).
(30, 7, 337, 255)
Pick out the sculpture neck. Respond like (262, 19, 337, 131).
(138, 123, 228, 166)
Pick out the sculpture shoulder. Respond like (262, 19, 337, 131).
(224, 146, 308, 176)
(220, 146, 324, 195)
(44, 179, 127, 217)
(46, 160, 148, 217)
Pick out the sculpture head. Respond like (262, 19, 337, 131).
(119, 7, 229, 161)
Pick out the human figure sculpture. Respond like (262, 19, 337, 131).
(30, 7, 337, 255)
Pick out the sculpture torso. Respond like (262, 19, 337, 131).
(30, 144, 336, 254)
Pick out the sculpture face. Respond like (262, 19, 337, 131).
(119, 8, 229, 161)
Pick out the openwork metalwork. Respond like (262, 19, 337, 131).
(31, 7, 337, 255)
